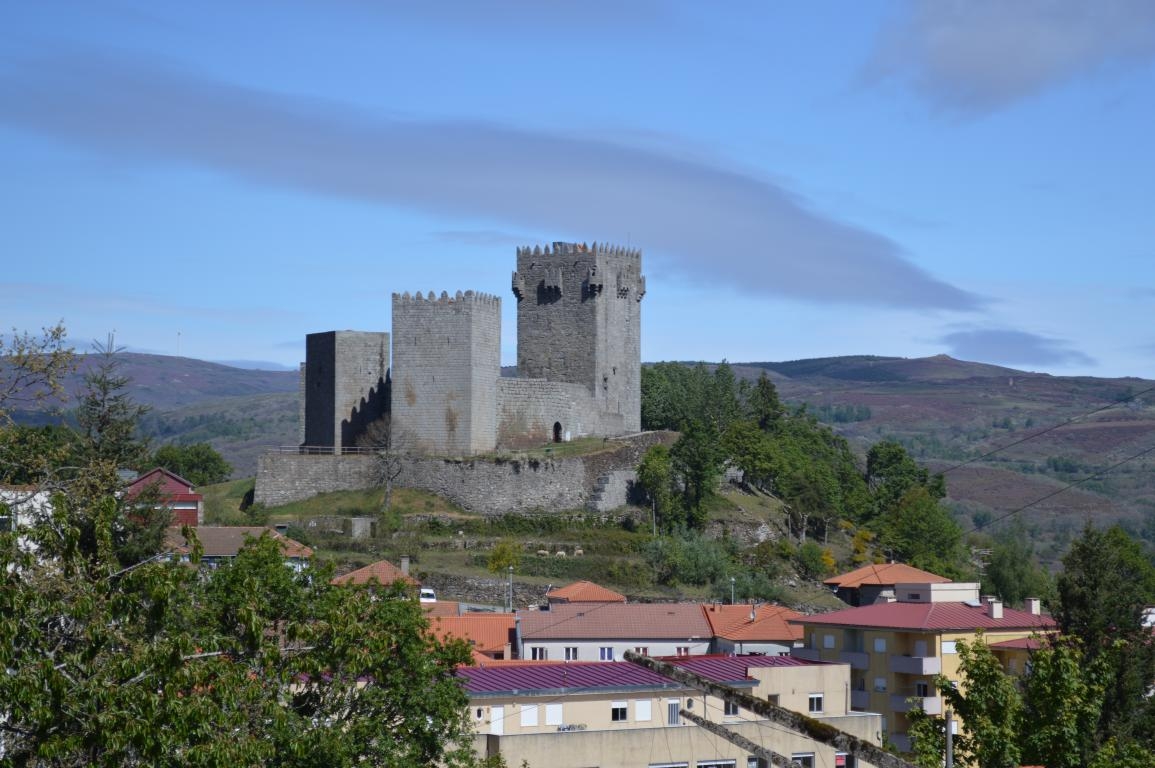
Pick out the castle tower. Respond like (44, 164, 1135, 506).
(512, 242, 645, 433)
(301, 331, 390, 453)
(391, 290, 501, 455)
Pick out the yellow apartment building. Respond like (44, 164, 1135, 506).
(792, 582, 1053, 752)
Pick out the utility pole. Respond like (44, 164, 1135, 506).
(945, 709, 954, 768)
(730, 576, 736, 605)
(507, 565, 514, 612)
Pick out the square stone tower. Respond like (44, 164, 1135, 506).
(301, 330, 390, 452)
(512, 242, 645, 432)
(391, 290, 501, 455)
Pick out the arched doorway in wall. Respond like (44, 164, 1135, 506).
(553, 422, 562, 443)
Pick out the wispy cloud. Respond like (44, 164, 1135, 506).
(939, 328, 1095, 367)
(0, 51, 980, 311)
(865, 0, 1155, 114)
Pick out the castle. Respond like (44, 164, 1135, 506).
(299, 241, 646, 457)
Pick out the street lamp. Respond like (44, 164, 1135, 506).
(730, 576, 735, 605)
(508, 565, 514, 612)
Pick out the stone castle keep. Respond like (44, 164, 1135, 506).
(300, 241, 645, 455)
(255, 241, 663, 513)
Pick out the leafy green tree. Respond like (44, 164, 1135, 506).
(636, 443, 683, 532)
(76, 340, 151, 474)
(1, 513, 479, 766)
(1055, 523, 1155, 748)
(879, 487, 968, 578)
(745, 371, 783, 430)
(1020, 638, 1110, 768)
(981, 522, 1055, 606)
(487, 539, 521, 574)
(865, 440, 945, 522)
(152, 442, 233, 486)
(670, 419, 724, 528)
(0, 322, 74, 425)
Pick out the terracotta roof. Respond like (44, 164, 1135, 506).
(519, 603, 712, 641)
(165, 526, 313, 559)
(545, 580, 627, 603)
(702, 603, 805, 643)
(988, 636, 1048, 651)
(423, 601, 462, 617)
(331, 560, 416, 586)
(428, 614, 516, 654)
(459, 654, 824, 694)
(794, 602, 1055, 633)
(824, 563, 952, 589)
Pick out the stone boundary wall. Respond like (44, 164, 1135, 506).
(254, 431, 676, 513)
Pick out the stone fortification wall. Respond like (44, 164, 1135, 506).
(301, 331, 390, 451)
(254, 432, 675, 513)
(511, 242, 644, 435)
(391, 291, 500, 456)
(495, 378, 624, 449)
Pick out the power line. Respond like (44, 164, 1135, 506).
(937, 384, 1155, 477)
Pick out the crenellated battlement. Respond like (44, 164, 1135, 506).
(392, 289, 501, 307)
(515, 241, 641, 262)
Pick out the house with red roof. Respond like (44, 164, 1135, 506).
(517, 602, 713, 662)
(330, 559, 416, 588)
(457, 654, 880, 768)
(125, 467, 204, 527)
(824, 562, 952, 606)
(428, 613, 517, 661)
(702, 602, 805, 656)
(545, 580, 626, 605)
(792, 581, 1054, 753)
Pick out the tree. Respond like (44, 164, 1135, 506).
(865, 440, 945, 523)
(0, 322, 74, 426)
(636, 443, 682, 532)
(152, 442, 233, 486)
(670, 419, 724, 528)
(878, 487, 968, 578)
(0, 513, 480, 766)
(76, 339, 151, 475)
(1019, 638, 1110, 768)
(981, 522, 1054, 606)
(357, 414, 409, 513)
(487, 539, 521, 574)
(1055, 523, 1155, 749)
(745, 371, 783, 430)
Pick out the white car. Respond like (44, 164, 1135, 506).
(419, 588, 437, 603)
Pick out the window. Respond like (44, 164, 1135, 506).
(724, 700, 740, 717)
(520, 704, 538, 727)
(545, 703, 563, 726)
(667, 699, 681, 726)
(791, 754, 815, 768)
(873, 677, 887, 692)
(807, 694, 823, 714)
(747, 759, 763, 768)
(823, 634, 835, 649)
(835, 752, 856, 767)
(942, 640, 958, 654)
(564, 646, 578, 661)
(636, 699, 652, 721)
(766, 694, 780, 706)
(0, 515, 11, 533)
(873, 637, 886, 653)
(915, 681, 930, 698)
(676, 646, 690, 656)
(599, 646, 615, 661)
(611, 701, 628, 722)
(531, 647, 548, 661)
(698, 762, 737, 768)
(635, 646, 649, 655)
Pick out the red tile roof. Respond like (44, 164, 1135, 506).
(794, 602, 1055, 632)
(126, 467, 199, 498)
(988, 636, 1048, 651)
(423, 601, 462, 617)
(428, 614, 516, 654)
(331, 560, 416, 586)
(702, 603, 805, 643)
(824, 563, 952, 589)
(545, 580, 627, 603)
(165, 526, 313, 559)
(519, 603, 712, 641)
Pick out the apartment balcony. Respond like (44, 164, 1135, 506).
(888, 654, 941, 675)
(838, 650, 869, 670)
(890, 694, 942, 715)
(792, 648, 822, 662)
(850, 689, 871, 710)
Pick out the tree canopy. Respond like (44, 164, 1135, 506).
(152, 442, 233, 486)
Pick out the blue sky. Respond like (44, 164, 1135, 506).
(2, 1, 1153, 376)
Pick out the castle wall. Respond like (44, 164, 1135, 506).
(512, 242, 643, 435)
(495, 378, 625, 449)
(302, 331, 390, 452)
(391, 291, 500, 456)
(254, 432, 675, 513)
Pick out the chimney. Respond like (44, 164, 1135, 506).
(400, 555, 410, 576)
(987, 599, 1003, 620)
(1025, 597, 1041, 615)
